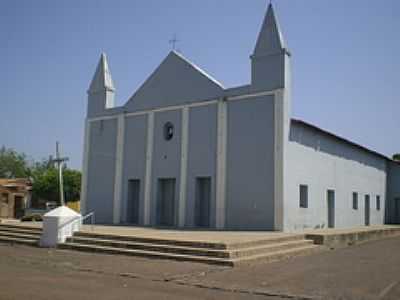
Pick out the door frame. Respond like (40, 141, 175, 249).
(127, 179, 140, 224)
(156, 178, 177, 227)
(365, 195, 370, 226)
(194, 177, 211, 228)
(327, 189, 335, 229)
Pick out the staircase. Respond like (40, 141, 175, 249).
(0, 223, 42, 246)
(59, 231, 320, 266)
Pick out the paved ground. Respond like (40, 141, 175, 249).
(1, 236, 400, 300)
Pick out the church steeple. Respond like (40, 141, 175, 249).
(88, 53, 115, 94)
(253, 3, 286, 57)
(87, 53, 116, 117)
(251, 3, 290, 91)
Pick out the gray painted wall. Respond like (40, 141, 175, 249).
(86, 118, 117, 223)
(225, 95, 275, 230)
(285, 122, 387, 231)
(125, 52, 223, 113)
(387, 161, 400, 224)
(150, 109, 182, 226)
(185, 104, 218, 227)
(120, 114, 147, 224)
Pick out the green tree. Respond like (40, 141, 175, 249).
(31, 167, 59, 203)
(393, 153, 400, 161)
(63, 169, 81, 202)
(0, 146, 81, 204)
(31, 165, 81, 204)
(0, 146, 30, 178)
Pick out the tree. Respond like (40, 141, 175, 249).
(0, 146, 81, 204)
(31, 167, 59, 203)
(0, 146, 30, 178)
(393, 154, 400, 162)
(63, 169, 81, 202)
(31, 164, 81, 204)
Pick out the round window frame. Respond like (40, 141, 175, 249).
(163, 122, 174, 141)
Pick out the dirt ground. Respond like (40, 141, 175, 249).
(0, 236, 400, 300)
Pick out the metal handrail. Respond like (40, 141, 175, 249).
(57, 215, 81, 231)
(57, 212, 95, 233)
(81, 212, 95, 231)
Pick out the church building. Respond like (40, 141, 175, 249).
(81, 4, 400, 231)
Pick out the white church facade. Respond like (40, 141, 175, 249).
(81, 4, 400, 231)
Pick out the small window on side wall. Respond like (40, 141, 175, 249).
(376, 195, 381, 211)
(352, 192, 358, 210)
(299, 185, 308, 208)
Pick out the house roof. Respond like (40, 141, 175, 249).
(291, 118, 394, 162)
(0, 179, 32, 193)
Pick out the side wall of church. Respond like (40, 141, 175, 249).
(284, 122, 387, 231)
(86, 118, 118, 223)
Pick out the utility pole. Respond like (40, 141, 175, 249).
(51, 142, 69, 207)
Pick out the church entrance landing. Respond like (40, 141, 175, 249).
(59, 226, 318, 266)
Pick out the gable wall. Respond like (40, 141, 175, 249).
(124, 52, 224, 113)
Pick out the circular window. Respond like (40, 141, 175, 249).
(163, 122, 174, 141)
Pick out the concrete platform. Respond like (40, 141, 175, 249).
(304, 225, 400, 249)
(79, 225, 302, 248)
(61, 226, 318, 266)
(2, 222, 400, 265)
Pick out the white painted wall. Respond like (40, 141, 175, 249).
(284, 122, 386, 231)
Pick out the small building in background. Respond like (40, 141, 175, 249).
(0, 179, 32, 219)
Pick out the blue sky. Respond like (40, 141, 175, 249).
(1, 0, 399, 169)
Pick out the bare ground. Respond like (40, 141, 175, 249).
(1, 236, 400, 300)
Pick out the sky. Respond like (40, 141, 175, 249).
(1, 0, 399, 169)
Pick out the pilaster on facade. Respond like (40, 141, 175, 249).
(113, 114, 125, 224)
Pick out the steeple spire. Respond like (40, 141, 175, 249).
(250, 3, 291, 91)
(253, 3, 287, 57)
(88, 53, 115, 93)
(87, 53, 116, 116)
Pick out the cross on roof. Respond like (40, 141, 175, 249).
(169, 34, 179, 50)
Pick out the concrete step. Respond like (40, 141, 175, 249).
(74, 231, 227, 250)
(0, 235, 39, 247)
(229, 239, 315, 258)
(59, 242, 234, 266)
(59, 241, 321, 266)
(0, 227, 42, 237)
(305, 226, 400, 249)
(232, 244, 322, 266)
(66, 236, 314, 259)
(67, 236, 230, 258)
(0, 230, 41, 241)
(226, 235, 306, 250)
(0, 224, 42, 233)
(73, 231, 304, 250)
